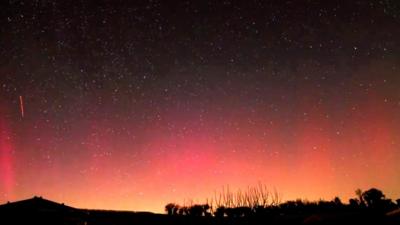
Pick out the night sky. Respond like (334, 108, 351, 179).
(1, 0, 400, 212)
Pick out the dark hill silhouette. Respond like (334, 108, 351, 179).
(0, 196, 85, 225)
(0, 196, 75, 212)
(0, 196, 200, 225)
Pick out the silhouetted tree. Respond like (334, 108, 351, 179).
(333, 197, 342, 206)
(165, 203, 174, 215)
(362, 188, 385, 209)
(349, 198, 359, 207)
(187, 204, 211, 216)
(359, 188, 397, 212)
(165, 203, 180, 215)
(203, 204, 212, 217)
(188, 205, 202, 216)
(396, 199, 400, 207)
(355, 188, 365, 207)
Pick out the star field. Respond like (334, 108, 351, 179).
(0, 0, 400, 212)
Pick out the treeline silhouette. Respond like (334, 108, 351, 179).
(165, 185, 400, 221)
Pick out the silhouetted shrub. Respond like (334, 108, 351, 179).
(333, 197, 342, 206)
(165, 203, 180, 215)
(214, 206, 225, 218)
(187, 204, 211, 216)
(349, 198, 359, 207)
(178, 206, 189, 215)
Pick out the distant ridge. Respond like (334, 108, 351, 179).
(0, 196, 75, 212)
(0, 196, 156, 214)
(0, 196, 165, 225)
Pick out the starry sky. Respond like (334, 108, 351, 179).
(1, 0, 400, 213)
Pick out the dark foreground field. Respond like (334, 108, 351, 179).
(1, 196, 400, 225)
